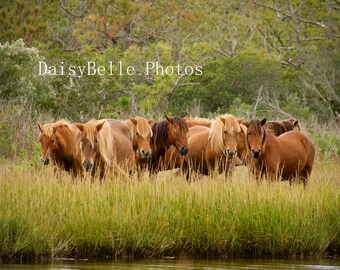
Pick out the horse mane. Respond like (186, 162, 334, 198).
(151, 117, 188, 150)
(135, 116, 153, 138)
(83, 119, 113, 166)
(249, 118, 265, 137)
(151, 120, 170, 151)
(209, 114, 240, 152)
(40, 119, 71, 137)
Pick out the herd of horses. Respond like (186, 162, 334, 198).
(38, 114, 315, 185)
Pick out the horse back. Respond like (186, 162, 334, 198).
(106, 119, 132, 141)
(276, 131, 315, 179)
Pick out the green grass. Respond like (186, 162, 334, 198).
(0, 159, 339, 262)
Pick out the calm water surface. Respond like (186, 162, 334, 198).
(0, 258, 339, 270)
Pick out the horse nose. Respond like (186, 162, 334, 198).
(179, 146, 189, 156)
(42, 158, 49, 165)
(82, 162, 93, 172)
(140, 149, 151, 159)
(252, 149, 261, 158)
(226, 149, 237, 159)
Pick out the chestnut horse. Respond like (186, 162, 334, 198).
(149, 116, 189, 173)
(38, 120, 81, 178)
(75, 119, 135, 180)
(246, 118, 315, 185)
(264, 119, 300, 136)
(183, 114, 242, 180)
(125, 116, 153, 162)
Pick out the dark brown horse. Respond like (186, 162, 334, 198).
(246, 118, 315, 186)
(38, 120, 82, 178)
(149, 116, 189, 173)
(264, 119, 300, 136)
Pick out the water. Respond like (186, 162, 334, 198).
(0, 258, 339, 270)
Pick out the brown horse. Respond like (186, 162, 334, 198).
(264, 119, 300, 136)
(38, 120, 81, 178)
(149, 116, 189, 173)
(246, 118, 315, 185)
(183, 114, 242, 180)
(75, 119, 135, 179)
(237, 118, 300, 166)
(125, 116, 153, 161)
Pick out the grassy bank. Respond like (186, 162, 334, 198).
(0, 159, 339, 262)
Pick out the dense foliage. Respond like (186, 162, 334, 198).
(0, 0, 339, 158)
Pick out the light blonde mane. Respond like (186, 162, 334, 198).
(40, 119, 70, 137)
(83, 119, 114, 166)
(135, 116, 153, 138)
(208, 114, 240, 153)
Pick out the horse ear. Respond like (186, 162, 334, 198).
(183, 117, 188, 122)
(241, 121, 249, 128)
(75, 123, 84, 132)
(148, 119, 154, 125)
(129, 118, 138, 126)
(237, 118, 244, 124)
(165, 115, 174, 124)
(294, 120, 299, 126)
(219, 117, 226, 124)
(37, 122, 43, 133)
(261, 118, 267, 126)
(96, 121, 105, 132)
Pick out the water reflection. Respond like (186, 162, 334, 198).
(0, 258, 339, 270)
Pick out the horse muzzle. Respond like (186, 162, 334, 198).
(82, 162, 93, 172)
(41, 158, 50, 165)
(251, 149, 261, 159)
(225, 149, 237, 159)
(178, 146, 189, 156)
(140, 149, 151, 160)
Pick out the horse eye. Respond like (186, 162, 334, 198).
(224, 130, 227, 134)
(136, 132, 140, 136)
(95, 139, 98, 143)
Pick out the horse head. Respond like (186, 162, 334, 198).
(165, 115, 189, 156)
(38, 122, 59, 165)
(129, 117, 153, 160)
(219, 115, 242, 159)
(247, 118, 267, 159)
(75, 120, 105, 172)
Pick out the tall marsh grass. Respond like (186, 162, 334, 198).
(0, 159, 339, 262)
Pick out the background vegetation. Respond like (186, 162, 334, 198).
(0, 0, 339, 159)
(1, 0, 339, 160)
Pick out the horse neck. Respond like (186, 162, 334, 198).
(150, 122, 172, 163)
(48, 127, 69, 163)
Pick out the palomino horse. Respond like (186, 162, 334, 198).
(149, 116, 189, 173)
(38, 120, 81, 178)
(183, 114, 242, 180)
(246, 118, 315, 186)
(264, 119, 300, 136)
(75, 119, 135, 180)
